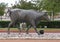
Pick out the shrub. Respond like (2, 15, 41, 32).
(0, 21, 60, 28)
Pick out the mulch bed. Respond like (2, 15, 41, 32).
(0, 29, 60, 33)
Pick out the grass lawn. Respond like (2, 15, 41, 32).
(0, 28, 60, 31)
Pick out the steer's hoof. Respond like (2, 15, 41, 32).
(38, 32, 40, 35)
(7, 32, 10, 34)
(26, 32, 29, 34)
(39, 30, 44, 34)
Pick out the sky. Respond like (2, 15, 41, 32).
(0, 0, 19, 7)
(0, 0, 35, 7)
(0, 0, 31, 7)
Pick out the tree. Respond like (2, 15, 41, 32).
(42, 0, 60, 12)
(0, 3, 7, 20)
(12, 0, 38, 10)
(32, 0, 60, 20)
(40, 0, 60, 20)
(31, 0, 45, 11)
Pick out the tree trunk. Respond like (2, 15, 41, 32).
(53, 11, 54, 21)
(0, 16, 2, 21)
(51, 11, 54, 21)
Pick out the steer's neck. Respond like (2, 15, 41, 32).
(37, 12, 44, 17)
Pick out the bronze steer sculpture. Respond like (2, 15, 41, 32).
(6, 9, 50, 35)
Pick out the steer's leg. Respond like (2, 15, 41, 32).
(26, 25, 31, 34)
(8, 22, 13, 34)
(16, 24, 21, 34)
(30, 20, 40, 35)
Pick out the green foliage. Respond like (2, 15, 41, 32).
(0, 3, 7, 16)
(32, 0, 44, 10)
(41, 0, 60, 12)
(0, 21, 20, 28)
(12, 0, 38, 10)
(0, 10, 4, 16)
(38, 21, 60, 28)
(35, 0, 60, 20)
(0, 21, 60, 28)
(12, 0, 60, 12)
(0, 21, 10, 28)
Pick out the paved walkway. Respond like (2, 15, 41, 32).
(0, 39, 60, 42)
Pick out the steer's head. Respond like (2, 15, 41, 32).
(41, 12, 51, 22)
(5, 8, 11, 16)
